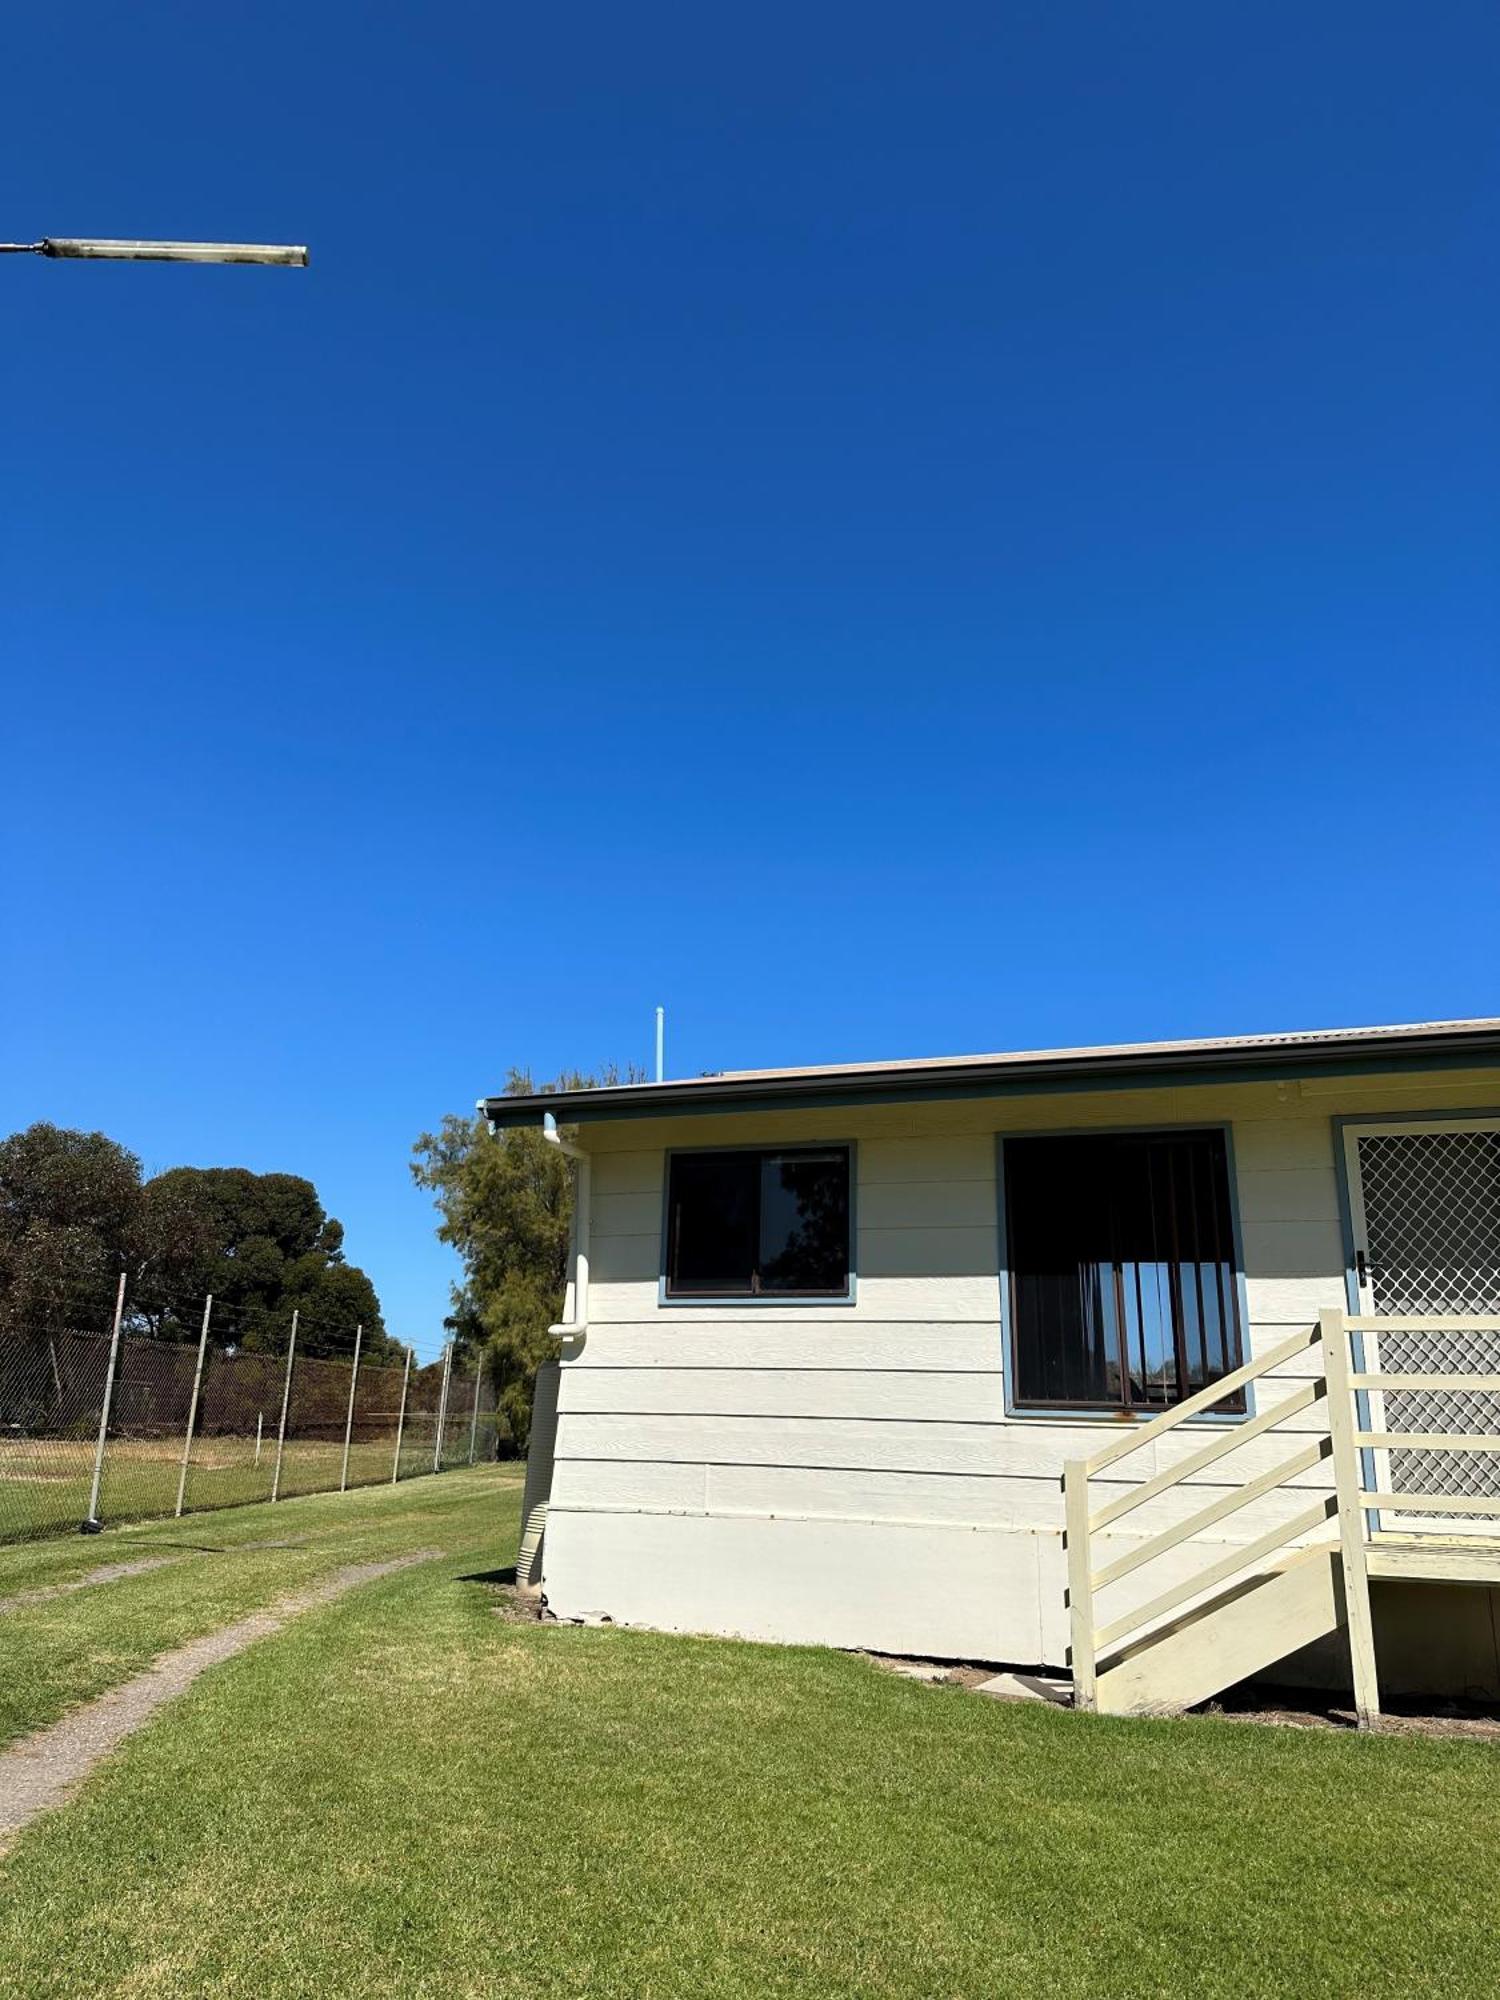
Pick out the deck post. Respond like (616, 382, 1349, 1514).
(174, 1294, 213, 1518)
(340, 1324, 362, 1493)
(1064, 1461, 1097, 1712)
(270, 1310, 298, 1503)
(84, 1272, 128, 1530)
(1321, 1307, 1381, 1728)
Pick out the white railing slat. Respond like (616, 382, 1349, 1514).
(1090, 1438, 1328, 1593)
(1090, 1380, 1322, 1533)
(1349, 1372, 1500, 1392)
(1093, 1496, 1338, 1654)
(1080, 1325, 1320, 1478)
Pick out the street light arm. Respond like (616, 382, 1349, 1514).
(0, 238, 308, 266)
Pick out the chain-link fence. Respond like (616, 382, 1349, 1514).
(0, 1285, 505, 1545)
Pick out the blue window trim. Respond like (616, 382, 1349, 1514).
(656, 1139, 859, 1308)
(995, 1120, 1254, 1426)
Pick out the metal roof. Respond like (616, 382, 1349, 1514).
(480, 1017, 1500, 1127)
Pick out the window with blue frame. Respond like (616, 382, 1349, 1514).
(665, 1147, 851, 1299)
(1005, 1129, 1244, 1413)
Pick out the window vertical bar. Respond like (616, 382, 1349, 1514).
(1106, 1148, 1130, 1411)
(1186, 1139, 1211, 1389)
(1162, 1141, 1189, 1406)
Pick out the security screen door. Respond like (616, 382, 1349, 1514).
(1344, 1120, 1500, 1532)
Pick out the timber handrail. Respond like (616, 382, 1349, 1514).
(1066, 1310, 1500, 1730)
(1078, 1325, 1319, 1478)
(1064, 1322, 1332, 1714)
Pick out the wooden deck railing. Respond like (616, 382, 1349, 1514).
(1065, 1311, 1500, 1728)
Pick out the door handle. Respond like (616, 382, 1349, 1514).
(1355, 1248, 1371, 1288)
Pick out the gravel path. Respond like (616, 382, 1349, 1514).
(0, 1548, 442, 1851)
(0, 1556, 181, 1619)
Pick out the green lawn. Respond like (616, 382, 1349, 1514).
(0, 1464, 523, 1748)
(1, 1430, 476, 1545)
(4, 1471, 1500, 1998)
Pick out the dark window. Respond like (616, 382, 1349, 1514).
(666, 1148, 851, 1299)
(1005, 1130, 1244, 1413)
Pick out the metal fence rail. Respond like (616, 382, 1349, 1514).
(0, 1286, 503, 1545)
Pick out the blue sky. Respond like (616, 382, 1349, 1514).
(5, 3, 1498, 1358)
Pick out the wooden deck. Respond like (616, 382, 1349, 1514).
(1366, 1536, 1500, 1585)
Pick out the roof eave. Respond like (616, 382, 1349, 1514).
(479, 1026, 1500, 1129)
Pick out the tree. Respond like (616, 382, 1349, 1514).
(131, 1166, 394, 1358)
(0, 1124, 393, 1359)
(411, 1067, 639, 1448)
(0, 1124, 143, 1335)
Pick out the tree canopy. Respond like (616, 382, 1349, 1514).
(411, 1067, 638, 1447)
(0, 1123, 391, 1358)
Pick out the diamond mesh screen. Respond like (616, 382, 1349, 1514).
(1357, 1128, 1500, 1511)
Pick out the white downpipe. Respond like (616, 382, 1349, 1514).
(544, 1113, 590, 1340)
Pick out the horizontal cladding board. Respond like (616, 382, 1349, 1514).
(565, 1320, 1320, 1381)
(688, 1464, 1332, 1530)
(857, 1181, 998, 1230)
(592, 1230, 1346, 1293)
(591, 1220, 1001, 1286)
(857, 1135, 999, 1183)
(856, 1224, 999, 1280)
(588, 1275, 1004, 1323)
(1242, 1275, 1348, 1321)
(563, 1323, 1006, 1371)
(551, 1459, 706, 1512)
(554, 1411, 1331, 1484)
(559, 1412, 1098, 1475)
(559, 1366, 1008, 1423)
(1228, 1119, 1339, 1172)
(1238, 1217, 1347, 1280)
(590, 1150, 664, 1199)
(547, 1474, 1333, 1559)
(1232, 1166, 1342, 1224)
(591, 1190, 664, 1237)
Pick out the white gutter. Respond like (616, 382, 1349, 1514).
(542, 1112, 590, 1342)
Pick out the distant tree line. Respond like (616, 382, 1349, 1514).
(412, 1067, 639, 1448)
(0, 1123, 395, 1360)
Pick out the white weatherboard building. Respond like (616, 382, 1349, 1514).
(488, 1019, 1500, 1722)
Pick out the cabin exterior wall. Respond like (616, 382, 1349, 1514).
(540, 1065, 1500, 1677)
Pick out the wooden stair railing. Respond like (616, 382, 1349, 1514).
(1066, 1312, 1500, 1727)
(1064, 1323, 1342, 1719)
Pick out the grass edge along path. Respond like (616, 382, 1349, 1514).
(0, 1551, 442, 1852)
(0, 1466, 521, 1749)
(3, 1530, 1500, 1996)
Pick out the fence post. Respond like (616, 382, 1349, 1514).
(391, 1346, 412, 1483)
(339, 1323, 363, 1493)
(432, 1339, 453, 1474)
(270, 1309, 299, 1503)
(83, 1273, 128, 1531)
(174, 1294, 213, 1518)
(255, 1411, 263, 1464)
(467, 1356, 483, 1465)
